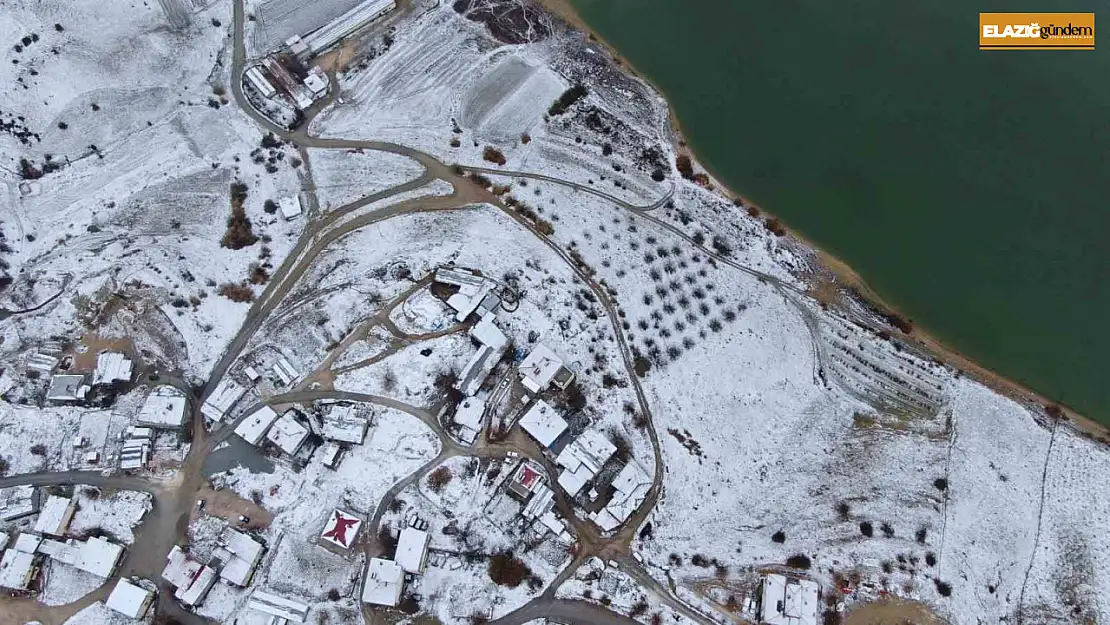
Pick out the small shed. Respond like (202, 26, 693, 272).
(105, 579, 155, 618)
(395, 527, 430, 574)
(362, 557, 404, 607)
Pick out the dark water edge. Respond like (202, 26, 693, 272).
(569, 0, 1110, 423)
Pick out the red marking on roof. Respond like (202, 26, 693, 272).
(516, 464, 541, 489)
(322, 511, 359, 547)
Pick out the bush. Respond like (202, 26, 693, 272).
(771, 530, 785, 543)
(427, 466, 452, 492)
(488, 551, 533, 588)
(249, 264, 269, 285)
(880, 522, 895, 538)
(327, 588, 340, 601)
(221, 183, 257, 249)
(925, 552, 937, 567)
(934, 578, 952, 597)
(30, 443, 47, 456)
(785, 554, 812, 570)
(690, 554, 709, 567)
(916, 527, 928, 544)
(263, 199, 277, 214)
(747, 204, 761, 217)
(763, 217, 787, 237)
(482, 146, 507, 166)
(933, 477, 948, 491)
(859, 521, 873, 537)
(548, 84, 588, 116)
(218, 282, 255, 302)
(836, 501, 851, 520)
(675, 155, 694, 180)
(0, 457, 8, 476)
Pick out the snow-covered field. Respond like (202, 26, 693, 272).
(307, 147, 426, 211)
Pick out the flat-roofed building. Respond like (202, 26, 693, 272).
(248, 590, 310, 623)
(518, 400, 568, 449)
(34, 495, 77, 537)
(46, 374, 88, 403)
(201, 379, 247, 422)
(395, 527, 430, 574)
(265, 411, 309, 455)
(136, 386, 188, 429)
(105, 579, 155, 619)
(214, 528, 265, 587)
(555, 429, 616, 496)
(0, 485, 38, 522)
(518, 344, 575, 394)
(0, 549, 37, 590)
(362, 557, 404, 607)
(92, 352, 133, 386)
(322, 404, 368, 444)
(320, 509, 363, 551)
(759, 574, 819, 625)
(235, 406, 281, 446)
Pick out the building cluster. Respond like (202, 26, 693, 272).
(362, 520, 431, 608)
(45, 350, 135, 403)
(160, 526, 266, 608)
(0, 494, 126, 595)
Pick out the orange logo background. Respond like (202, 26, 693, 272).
(979, 13, 1094, 50)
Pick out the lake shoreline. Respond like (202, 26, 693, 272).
(534, 0, 1109, 440)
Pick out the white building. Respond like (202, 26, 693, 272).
(456, 344, 499, 397)
(518, 344, 575, 394)
(162, 546, 217, 607)
(245, 66, 277, 98)
(92, 352, 133, 386)
(265, 411, 309, 455)
(37, 536, 124, 578)
(235, 406, 281, 446)
(248, 590, 310, 623)
(320, 509, 363, 551)
(46, 374, 88, 402)
(33, 495, 76, 537)
(0, 548, 37, 590)
(105, 579, 155, 619)
(362, 557, 404, 607)
(304, 67, 329, 97)
(469, 313, 508, 352)
(436, 268, 500, 322)
(759, 574, 819, 625)
(120, 436, 150, 471)
(395, 527, 430, 574)
(555, 429, 616, 496)
(214, 528, 265, 587)
(0, 485, 37, 521)
(272, 357, 300, 386)
(136, 386, 188, 429)
(518, 400, 568, 449)
(453, 396, 485, 443)
(285, 35, 309, 59)
(322, 404, 369, 444)
(279, 196, 301, 221)
(301, 0, 397, 55)
(201, 379, 247, 422)
(321, 442, 342, 469)
(590, 461, 652, 532)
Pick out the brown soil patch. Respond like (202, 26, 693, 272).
(844, 598, 948, 625)
(192, 484, 274, 531)
(71, 333, 136, 371)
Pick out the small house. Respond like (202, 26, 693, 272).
(362, 557, 404, 607)
(105, 579, 155, 619)
(518, 400, 568, 449)
(395, 527, 430, 574)
(45, 374, 88, 403)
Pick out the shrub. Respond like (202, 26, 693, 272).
(933, 478, 948, 491)
(916, 527, 928, 544)
(859, 521, 873, 537)
(881, 522, 895, 538)
(633, 355, 652, 377)
(488, 551, 533, 588)
(690, 554, 709, 567)
(771, 530, 786, 543)
(0, 457, 9, 475)
(263, 199, 277, 214)
(482, 146, 507, 166)
(249, 264, 269, 285)
(221, 183, 257, 249)
(675, 155, 694, 180)
(521, 133, 531, 144)
(934, 578, 952, 597)
(30, 443, 47, 456)
(785, 554, 812, 570)
(450, 137, 461, 148)
(218, 282, 255, 302)
(747, 204, 761, 217)
(327, 588, 340, 601)
(548, 84, 588, 116)
(427, 466, 452, 492)
(763, 216, 787, 237)
(925, 552, 937, 567)
(836, 501, 851, 520)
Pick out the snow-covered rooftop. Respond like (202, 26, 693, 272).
(322, 404, 368, 444)
(162, 545, 204, 588)
(201, 379, 247, 422)
(265, 411, 309, 455)
(46, 374, 88, 402)
(105, 579, 154, 618)
(518, 344, 571, 394)
(0, 485, 36, 521)
(136, 386, 188, 429)
(396, 527, 430, 574)
(556, 430, 616, 477)
(34, 495, 76, 536)
(235, 406, 281, 446)
(92, 352, 132, 386)
(760, 574, 819, 625)
(470, 313, 508, 351)
(518, 400, 568, 448)
(0, 549, 36, 590)
(590, 461, 652, 532)
(362, 557, 404, 607)
(215, 527, 265, 587)
(454, 396, 485, 442)
(248, 590, 310, 622)
(76, 537, 124, 577)
(13, 533, 41, 553)
(457, 344, 499, 397)
(279, 196, 301, 221)
(176, 564, 217, 607)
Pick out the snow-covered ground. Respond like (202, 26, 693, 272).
(307, 147, 426, 211)
(70, 488, 152, 545)
(557, 558, 699, 625)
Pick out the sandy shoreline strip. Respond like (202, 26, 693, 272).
(532, 0, 1108, 440)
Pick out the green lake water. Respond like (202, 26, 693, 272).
(569, 0, 1110, 423)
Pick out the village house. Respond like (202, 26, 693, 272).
(319, 509, 363, 551)
(162, 546, 218, 607)
(248, 590, 310, 623)
(213, 527, 265, 587)
(518, 344, 575, 394)
(105, 579, 155, 619)
(45, 374, 88, 403)
(759, 574, 819, 625)
(362, 557, 405, 607)
(135, 385, 188, 429)
(91, 352, 133, 386)
(265, 410, 310, 456)
(395, 526, 431, 574)
(33, 495, 77, 537)
(201, 379, 247, 422)
(235, 406, 281, 446)
(518, 400, 568, 449)
(555, 429, 617, 497)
